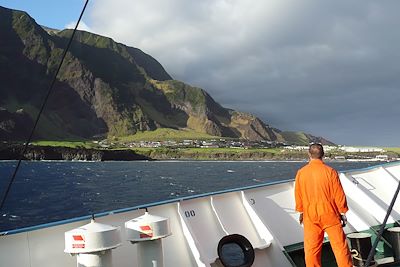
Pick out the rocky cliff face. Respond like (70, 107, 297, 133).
(0, 108, 34, 140)
(0, 6, 332, 145)
(0, 144, 150, 161)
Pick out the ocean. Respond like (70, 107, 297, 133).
(0, 160, 378, 231)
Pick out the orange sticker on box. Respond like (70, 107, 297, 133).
(139, 225, 153, 238)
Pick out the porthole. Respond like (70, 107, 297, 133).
(217, 234, 255, 267)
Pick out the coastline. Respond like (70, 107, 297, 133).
(0, 144, 398, 162)
(0, 144, 151, 161)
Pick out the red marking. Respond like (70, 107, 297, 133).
(140, 225, 152, 231)
(72, 244, 85, 248)
(73, 235, 84, 241)
(139, 225, 153, 238)
(140, 233, 153, 238)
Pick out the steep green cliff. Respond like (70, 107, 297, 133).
(0, 6, 332, 145)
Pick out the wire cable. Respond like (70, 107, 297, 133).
(0, 0, 90, 211)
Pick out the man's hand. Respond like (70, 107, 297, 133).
(340, 213, 347, 227)
(299, 213, 303, 225)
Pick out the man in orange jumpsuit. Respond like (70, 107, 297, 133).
(295, 144, 352, 267)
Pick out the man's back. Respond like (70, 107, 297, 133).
(294, 144, 352, 267)
(295, 159, 348, 225)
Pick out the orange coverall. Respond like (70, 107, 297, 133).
(295, 159, 352, 267)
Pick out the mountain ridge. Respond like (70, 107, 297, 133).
(0, 6, 334, 145)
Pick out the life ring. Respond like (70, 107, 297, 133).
(217, 234, 255, 267)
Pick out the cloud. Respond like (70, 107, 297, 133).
(86, 0, 400, 146)
(65, 20, 93, 32)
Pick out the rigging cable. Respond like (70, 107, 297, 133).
(364, 179, 400, 266)
(0, 0, 90, 211)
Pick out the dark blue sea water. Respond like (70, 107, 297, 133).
(0, 160, 377, 231)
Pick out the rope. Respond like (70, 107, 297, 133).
(0, 0, 90, 211)
(351, 249, 362, 261)
(351, 249, 374, 264)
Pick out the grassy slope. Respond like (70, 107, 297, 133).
(4, 98, 79, 139)
(130, 147, 306, 160)
(117, 128, 219, 142)
(31, 140, 100, 149)
(385, 148, 400, 153)
(280, 131, 309, 145)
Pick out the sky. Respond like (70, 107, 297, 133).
(1, 0, 400, 146)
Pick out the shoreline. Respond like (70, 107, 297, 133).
(0, 144, 151, 161)
(0, 144, 398, 162)
(0, 157, 394, 164)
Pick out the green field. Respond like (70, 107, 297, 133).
(116, 128, 220, 142)
(385, 147, 400, 153)
(31, 140, 100, 149)
(130, 147, 302, 160)
(132, 147, 282, 153)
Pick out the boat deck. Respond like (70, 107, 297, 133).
(2, 162, 400, 266)
(284, 229, 400, 267)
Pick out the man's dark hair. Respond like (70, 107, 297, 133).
(309, 143, 324, 159)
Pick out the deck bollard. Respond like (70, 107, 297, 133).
(347, 232, 375, 266)
(387, 227, 400, 261)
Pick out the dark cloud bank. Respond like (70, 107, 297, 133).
(87, 0, 400, 146)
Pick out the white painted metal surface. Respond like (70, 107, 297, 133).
(65, 220, 121, 254)
(1, 161, 400, 267)
(76, 251, 113, 267)
(125, 212, 171, 267)
(125, 212, 171, 242)
(64, 219, 121, 267)
(136, 239, 164, 267)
